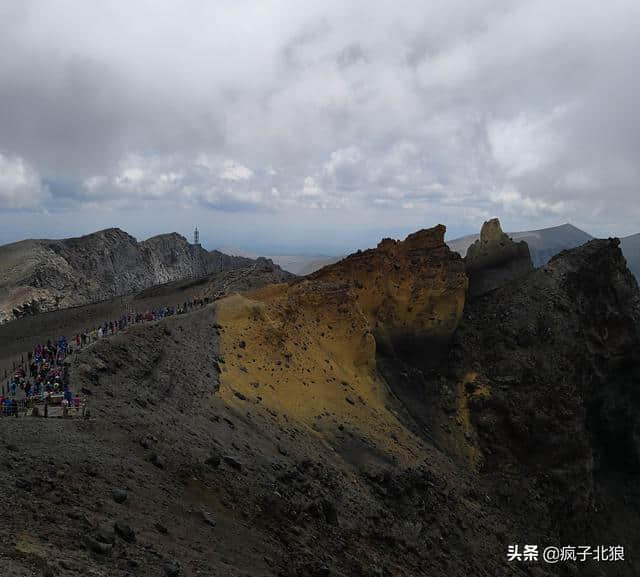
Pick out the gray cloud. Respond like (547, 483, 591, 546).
(0, 0, 639, 251)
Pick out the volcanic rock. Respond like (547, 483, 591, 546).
(112, 488, 128, 504)
(114, 521, 136, 543)
(464, 218, 533, 297)
(307, 224, 468, 361)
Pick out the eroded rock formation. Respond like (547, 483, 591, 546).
(307, 224, 468, 360)
(464, 218, 533, 297)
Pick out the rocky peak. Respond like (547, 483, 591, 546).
(376, 225, 447, 255)
(83, 227, 137, 243)
(376, 237, 398, 253)
(310, 224, 467, 362)
(478, 218, 505, 243)
(464, 218, 533, 298)
(142, 232, 190, 246)
(404, 224, 448, 250)
(467, 218, 519, 256)
(252, 257, 278, 271)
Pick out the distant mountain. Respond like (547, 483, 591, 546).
(214, 249, 343, 275)
(296, 255, 344, 275)
(260, 254, 343, 275)
(0, 228, 262, 322)
(215, 246, 259, 259)
(448, 223, 594, 267)
(621, 233, 640, 281)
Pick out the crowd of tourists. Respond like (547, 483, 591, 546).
(70, 298, 207, 348)
(1, 297, 208, 417)
(1, 336, 77, 416)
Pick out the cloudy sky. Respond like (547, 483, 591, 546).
(1, 1, 639, 253)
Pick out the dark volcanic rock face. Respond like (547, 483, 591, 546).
(0, 228, 259, 321)
(451, 237, 640, 561)
(464, 218, 534, 298)
(369, 235, 640, 576)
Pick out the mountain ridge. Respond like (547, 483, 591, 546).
(0, 227, 272, 322)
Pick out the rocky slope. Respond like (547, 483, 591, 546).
(211, 225, 467, 477)
(2, 225, 640, 577)
(0, 228, 256, 322)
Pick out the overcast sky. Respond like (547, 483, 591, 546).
(0, 1, 639, 253)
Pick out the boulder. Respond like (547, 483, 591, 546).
(205, 450, 222, 468)
(197, 510, 217, 527)
(112, 488, 128, 504)
(164, 559, 181, 576)
(114, 521, 136, 543)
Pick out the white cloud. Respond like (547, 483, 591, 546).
(2, 1, 640, 242)
(487, 108, 568, 178)
(83, 175, 108, 195)
(220, 160, 254, 181)
(323, 146, 363, 177)
(555, 170, 599, 192)
(0, 153, 49, 210)
(491, 185, 566, 217)
(301, 176, 323, 198)
(199, 186, 264, 208)
(82, 155, 189, 206)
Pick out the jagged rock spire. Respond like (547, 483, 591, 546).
(464, 218, 533, 297)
